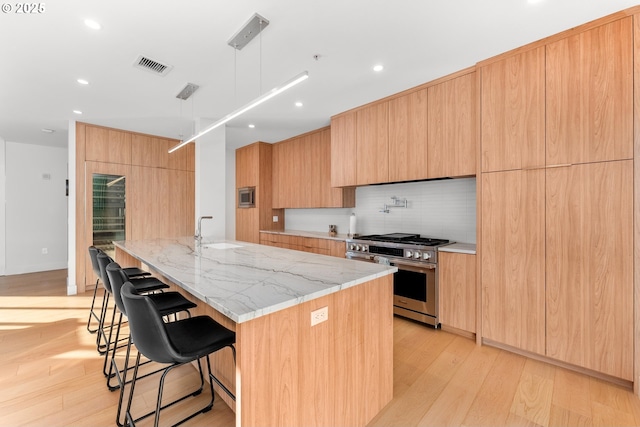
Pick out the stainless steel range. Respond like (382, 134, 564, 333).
(345, 233, 452, 327)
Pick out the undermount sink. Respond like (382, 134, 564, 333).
(201, 242, 243, 250)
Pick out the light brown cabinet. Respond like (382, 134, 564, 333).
(356, 102, 389, 185)
(330, 113, 357, 187)
(260, 233, 345, 258)
(273, 128, 355, 208)
(388, 88, 429, 182)
(439, 252, 476, 334)
(481, 169, 546, 355)
(85, 126, 132, 165)
(236, 142, 283, 243)
(480, 47, 545, 172)
(546, 161, 633, 380)
(546, 17, 633, 166)
(427, 72, 476, 178)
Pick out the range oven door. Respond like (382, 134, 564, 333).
(391, 260, 438, 327)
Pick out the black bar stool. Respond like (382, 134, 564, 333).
(87, 246, 151, 334)
(106, 263, 198, 426)
(95, 252, 168, 356)
(121, 282, 236, 427)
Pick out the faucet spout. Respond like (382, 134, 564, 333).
(195, 216, 213, 242)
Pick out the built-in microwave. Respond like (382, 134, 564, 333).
(238, 186, 255, 208)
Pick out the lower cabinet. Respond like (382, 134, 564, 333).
(439, 252, 476, 334)
(480, 161, 633, 380)
(260, 233, 346, 258)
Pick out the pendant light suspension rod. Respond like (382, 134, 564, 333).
(168, 70, 309, 153)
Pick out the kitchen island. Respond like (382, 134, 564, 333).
(114, 237, 396, 427)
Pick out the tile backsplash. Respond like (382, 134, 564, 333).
(284, 177, 476, 244)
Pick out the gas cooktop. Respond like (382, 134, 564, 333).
(353, 233, 450, 247)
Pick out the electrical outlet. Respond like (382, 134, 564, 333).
(273, 215, 279, 222)
(42, 248, 48, 255)
(311, 306, 328, 326)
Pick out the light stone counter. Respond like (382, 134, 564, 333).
(438, 242, 476, 255)
(114, 236, 396, 323)
(260, 229, 350, 241)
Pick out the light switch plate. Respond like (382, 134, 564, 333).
(273, 215, 279, 222)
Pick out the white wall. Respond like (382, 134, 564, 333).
(67, 121, 76, 294)
(285, 178, 477, 244)
(5, 141, 68, 274)
(0, 137, 5, 276)
(195, 120, 227, 240)
(225, 146, 236, 239)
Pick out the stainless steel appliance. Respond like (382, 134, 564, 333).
(345, 233, 451, 327)
(237, 186, 255, 208)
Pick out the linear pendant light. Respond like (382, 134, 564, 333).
(168, 71, 309, 153)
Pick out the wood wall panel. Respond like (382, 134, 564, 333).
(85, 126, 132, 165)
(481, 47, 545, 172)
(546, 18, 633, 165)
(633, 10, 640, 397)
(167, 140, 196, 171)
(439, 252, 476, 333)
(428, 72, 476, 178)
(389, 88, 429, 182)
(237, 275, 393, 427)
(76, 123, 194, 292)
(546, 161, 633, 380)
(481, 169, 545, 355)
(131, 134, 168, 169)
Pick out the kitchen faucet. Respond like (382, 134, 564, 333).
(195, 216, 213, 242)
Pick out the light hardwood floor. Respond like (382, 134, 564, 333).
(1, 270, 640, 426)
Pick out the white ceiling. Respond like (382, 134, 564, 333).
(1, 0, 638, 150)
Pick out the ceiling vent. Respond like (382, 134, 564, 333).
(133, 54, 173, 76)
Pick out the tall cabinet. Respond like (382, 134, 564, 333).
(479, 16, 634, 380)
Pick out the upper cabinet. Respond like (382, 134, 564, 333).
(480, 47, 545, 172)
(85, 126, 132, 165)
(356, 102, 390, 185)
(427, 72, 477, 178)
(272, 128, 355, 209)
(388, 88, 429, 182)
(330, 70, 477, 187)
(330, 113, 358, 187)
(546, 17, 633, 166)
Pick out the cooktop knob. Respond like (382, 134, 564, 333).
(414, 251, 421, 259)
(356, 244, 362, 251)
(349, 244, 356, 251)
(423, 252, 432, 260)
(405, 250, 413, 258)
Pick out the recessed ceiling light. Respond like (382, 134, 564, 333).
(77, 79, 89, 85)
(41, 128, 54, 133)
(248, 124, 255, 128)
(73, 110, 83, 115)
(84, 19, 101, 30)
(373, 64, 384, 72)
(295, 102, 303, 107)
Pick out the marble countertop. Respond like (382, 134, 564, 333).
(260, 229, 350, 241)
(438, 243, 476, 255)
(114, 237, 396, 324)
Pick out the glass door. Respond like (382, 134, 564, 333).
(92, 173, 126, 258)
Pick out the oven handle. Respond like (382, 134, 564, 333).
(391, 260, 436, 272)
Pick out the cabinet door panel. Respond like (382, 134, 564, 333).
(439, 252, 476, 333)
(389, 88, 428, 182)
(356, 102, 389, 185)
(331, 113, 357, 187)
(481, 169, 545, 355)
(481, 47, 545, 172)
(428, 73, 476, 178)
(546, 18, 633, 165)
(546, 161, 633, 380)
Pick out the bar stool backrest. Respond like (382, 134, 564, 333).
(120, 282, 179, 364)
(105, 262, 129, 316)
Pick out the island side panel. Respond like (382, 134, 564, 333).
(236, 274, 393, 427)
